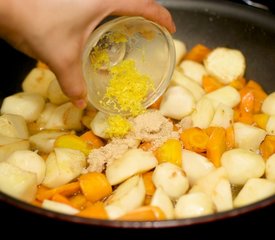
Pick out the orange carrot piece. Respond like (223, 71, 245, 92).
(149, 96, 163, 110)
(31, 200, 42, 207)
(240, 90, 255, 113)
(139, 142, 153, 151)
(203, 127, 216, 136)
(57, 182, 81, 196)
(54, 134, 92, 156)
(51, 193, 72, 206)
(206, 127, 226, 167)
(225, 125, 235, 150)
(36, 182, 80, 201)
(36, 61, 49, 69)
(246, 80, 264, 91)
(69, 194, 88, 210)
(260, 135, 275, 160)
(76, 202, 108, 219)
(230, 77, 246, 90)
(184, 44, 211, 63)
(202, 75, 224, 93)
(154, 139, 182, 166)
(118, 206, 166, 221)
(142, 171, 156, 196)
(238, 90, 255, 124)
(144, 195, 152, 205)
(240, 81, 267, 113)
(180, 127, 209, 153)
(253, 113, 270, 129)
(79, 172, 112, 203)
(80, 130, 104, 149)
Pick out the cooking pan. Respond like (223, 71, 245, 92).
(0, 0, 275, 232)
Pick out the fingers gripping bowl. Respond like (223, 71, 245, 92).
(1, 0, 275, 228)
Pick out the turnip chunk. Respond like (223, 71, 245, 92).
(205, 86, 240, 109)
(234, 178, 275, 208)
(105, 148, 157, 185)
(173, 39, 187, 65)
(42, 200, 79, 215)
(266, 154, 275, 181)
(204, 47, 245, 84)
(0, 114, 29, 139)
(0, 162, 37, 202)
(42, 148, 86, 188)
(6, 150, 46, 184)
(221, 148, 265, 185)
(22, 67, 56, 98)
(191, 98, 214, 129)
(262, 92, 275, 115)
(179, 60, 207, 85)
(152, 162, 189, 200)
(159, 86, 195, 120)
(266, 115, 275, 135)
(182, 149, 215, 186)
(1, 92, 45, 122)
(175, 192, 214, 218)
(170, 69, 205, 101)
(150, 187, 174, 219)
(105, 175, 145, 219)
(233, 122, 267, 151)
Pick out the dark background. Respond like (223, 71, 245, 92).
(0, 0, 274, 238)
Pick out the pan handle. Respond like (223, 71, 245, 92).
(241, 0, 275, 13)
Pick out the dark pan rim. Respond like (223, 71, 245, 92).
(1, 191, 275, 228)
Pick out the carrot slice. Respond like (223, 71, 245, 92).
(142, 171, 156, 196)
(36, 182, 80, 201)
(202, 75, 224, 93)
(154, 139, 182, 167)
(225, 125, 235, 150)
(148, 96, 163, 110)
(80, 130, 104, 149)
(118, 206, 166, 221)
(79, 172, 112, 203)
(253, 113, 270, 129)
(260, 135, 275, 160)
(181, 127, 209, 153)
(239, 95, 254, 124)
(51, 193, 72, 206)
(76, 202, 108, 219)
(206, 127, 226, 167)
(54, 134, 92, 155)
(69, 194, 88, 210)
(184, 44, 211, 63)
(230, 77, 246, 90)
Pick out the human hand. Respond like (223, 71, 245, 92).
(0, 0, 175, 108)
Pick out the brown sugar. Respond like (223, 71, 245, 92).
(86, 110, 179, 173)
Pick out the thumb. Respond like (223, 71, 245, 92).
(53, 59, 87, 109)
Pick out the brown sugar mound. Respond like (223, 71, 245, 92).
(86, 110, 179, 173)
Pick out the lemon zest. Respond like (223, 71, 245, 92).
(105, 115, 132, 138)
(102, 59, 154, 116)
(90, 46, 110, 70)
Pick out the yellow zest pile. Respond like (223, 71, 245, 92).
(90, 46, 110, 70)
(102, 59, 154, 116)
(105, 115, 132, 138)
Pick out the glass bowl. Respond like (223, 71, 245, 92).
(82, 16, 175, 116)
